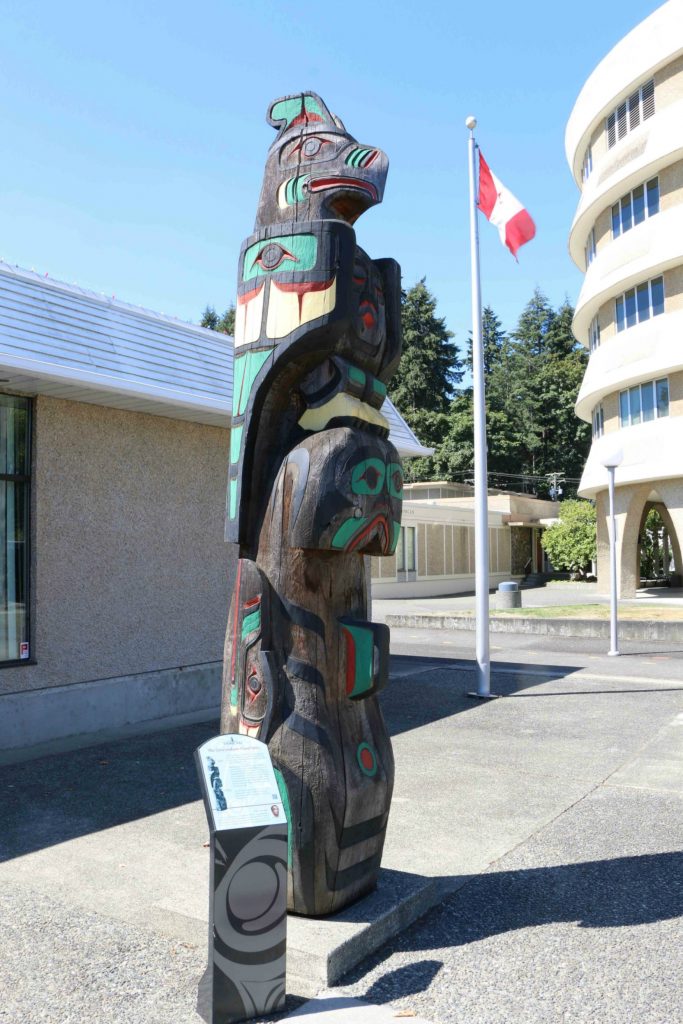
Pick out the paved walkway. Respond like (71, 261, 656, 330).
(1, 631, 682, 1023)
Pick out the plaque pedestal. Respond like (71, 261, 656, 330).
(195, 735, 288, 1024)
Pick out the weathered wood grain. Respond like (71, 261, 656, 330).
(220, 92, 402, 916)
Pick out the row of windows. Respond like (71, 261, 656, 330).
(619, 378, 669, 427)
(588, 275, 665, 353)
(584, 176, 659, 270)
(582, 77, 655, 185)
(607, 79, 654, 149)
(592, 378, 670, 439)
(612, 177, 659, 237)
(615, 276, 664, 332)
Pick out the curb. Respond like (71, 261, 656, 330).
(385, 613, 683, 641)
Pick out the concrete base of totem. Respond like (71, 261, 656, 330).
(287, 869, 438, 993)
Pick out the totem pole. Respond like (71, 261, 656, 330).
(221, 92, 402, 916)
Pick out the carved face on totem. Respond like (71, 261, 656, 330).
(287, 430, 403, 556)
(256, 92, 389, 228)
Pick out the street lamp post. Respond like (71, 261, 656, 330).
(600, 448, 623, 657)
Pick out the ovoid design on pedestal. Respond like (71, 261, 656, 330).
(195, 736, 288, 1023)
(220, 92, 403, 916)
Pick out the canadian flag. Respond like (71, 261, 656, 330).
(477, 151, 535, 258)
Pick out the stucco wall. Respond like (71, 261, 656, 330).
(1, 396, 234, 695)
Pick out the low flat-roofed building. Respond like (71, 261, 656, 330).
(371, 482, 558, 598)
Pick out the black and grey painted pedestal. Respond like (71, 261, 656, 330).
(195, 735, 288, 1024)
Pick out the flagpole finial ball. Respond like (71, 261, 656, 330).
(465, 116, 477, 130)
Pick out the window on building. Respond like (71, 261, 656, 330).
(581, 145, 593, 183)
(396, 525, 416, 574)
(607, 79, 654, 148)
(588, 315, 601, 353)
(592, 404, 604, 438)
(612, 177, 659, 238)
(0, 395, 31, 663)
(585, 228, 596, 269)
(615, 276, 664, 332)
(619, 378, 669, 427)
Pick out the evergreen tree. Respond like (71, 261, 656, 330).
(434, 293, 590, 492)
(390, 279, 461, 414)
(218, 304, 236, 335)
(510, 287, 556, 358)
(465, 305, 506, 379)
(200, 305, 219, 330)
(389, 279, 462, 482)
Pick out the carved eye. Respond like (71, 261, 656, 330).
(255, 243, 297, 271)
(351, 457, 386, 496)
(387, 462, 404, 499)
(247, 675, 262, 696)
(300, 136, 329, 158)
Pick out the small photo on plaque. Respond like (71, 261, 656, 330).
(197, 735, 286, 831)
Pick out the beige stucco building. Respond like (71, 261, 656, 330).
(566, 0, 683, 595)
(371, 482, 557, 598)
(0, 260, 428, 762)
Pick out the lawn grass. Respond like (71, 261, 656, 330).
(493, 604, 683, 620)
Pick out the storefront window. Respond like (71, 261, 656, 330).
(0, 395, 31, 663)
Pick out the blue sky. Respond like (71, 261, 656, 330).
(1, 0, 662, 355)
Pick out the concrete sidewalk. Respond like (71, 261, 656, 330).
(1, 639, 682, 1023)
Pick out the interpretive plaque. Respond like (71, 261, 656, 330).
(195, 734, 288, 1024)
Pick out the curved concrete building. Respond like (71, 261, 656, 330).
(566, 0, 683, 595)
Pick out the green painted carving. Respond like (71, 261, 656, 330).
(232, 349, 272, 416)
(351, 458, 386, 496)
(341, 622, 374, 697)
(331, 516, 368, 550)
(269, 94, 324, 131)
(241, 607, 261, 639)
(229, 424, 243, 464)
(387, 462, 404, 499)
(273, 767, 293, 867)
(356, 742, 378, 777)
(243, 233, 318, 281)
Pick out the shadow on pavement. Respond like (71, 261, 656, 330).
(384, 654, 580, 737)
(0, 719, 218, 862)
(364, 959, 443, 1004)
(0, 655, 591, 860)
(342, 851, 683, 996)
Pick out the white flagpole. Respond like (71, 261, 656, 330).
(466, 116, 495, 699)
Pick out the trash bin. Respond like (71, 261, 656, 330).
(498, 581, 521, 609)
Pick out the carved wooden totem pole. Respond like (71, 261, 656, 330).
(221, 92, 402, 916)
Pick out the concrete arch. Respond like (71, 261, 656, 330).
(598, 481, 683, 596)
(636, 498, 683, 584)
